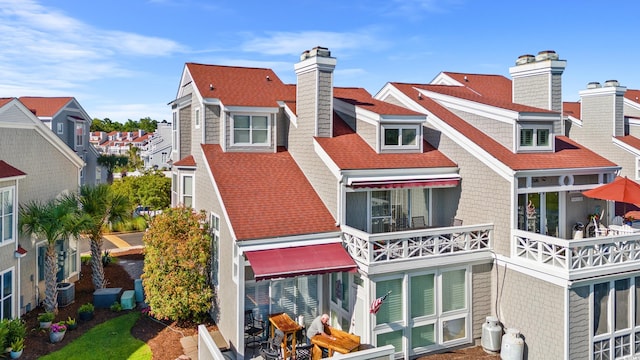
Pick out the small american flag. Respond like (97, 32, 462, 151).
(370, 290, 391, 314)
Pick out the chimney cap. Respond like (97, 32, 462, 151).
(587, 81, 602, 89)
(300, 46, 331, 60)
(536, 50, 559, 61)
(604, 79, 620, 87)
(515, 54, 535, 65)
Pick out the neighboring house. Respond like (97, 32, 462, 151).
(170, 48, 629, 359)
(18, 96, 107, 185)
(140, 121, 172, 169)
(0, 98, 84, 319)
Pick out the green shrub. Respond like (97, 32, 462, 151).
(0, 320, 9, 350)
(78, 303, 94, 314)
(10, 337, 24, 351)
(110, 302, 123, 312)
(38, 312, 55, 322)
(143, 207, 212, 321)
(102, 249, 112, 266)
(7, 318, 26, 344)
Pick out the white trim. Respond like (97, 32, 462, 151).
(613, 137, 640, 157)
(346, 173, 460, 186)
(180, 173, 194, 208)
(237, 234, 343, 253)
(0, 267, 15, 319)
(194, 107, 201, 129)
(419, 88, 519, 125)
(494, 254, 571, 288)
(0, 186, 16, 246)
(314, 140, 342, 178)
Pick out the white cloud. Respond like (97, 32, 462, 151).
(242, 30, 387, 56)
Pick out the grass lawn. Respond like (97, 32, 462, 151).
(41, 312, 152, 360)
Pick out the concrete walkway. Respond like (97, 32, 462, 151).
(180, 329, 230, 360)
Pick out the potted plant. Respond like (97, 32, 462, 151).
(78, 302, 94, 321)
(65, 316, 77, 330)
(38, 312, 55, 329)
(49, 322, 67, 343)
(10, 337, 24, 359)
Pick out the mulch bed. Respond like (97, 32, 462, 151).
(20, 249, 216, 360)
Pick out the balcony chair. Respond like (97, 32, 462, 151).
(259, 328, 285, 360)
(592, 217, 608, 237)
(411, 216, 426, 229)
(611, 216, 624, 226)
(244, 309, 265, 347)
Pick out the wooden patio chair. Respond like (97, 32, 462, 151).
(411, 216, 426, 229)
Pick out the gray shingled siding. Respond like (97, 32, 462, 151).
(497, 265, 564, 359)
(614, 93, 625, 137)
(551, 73, 563, 112)
(568, 286, 590, 360)
(382, 94, 406, 108)
(625, 102, 640, 117)
(288, 64, 338, 218)
(192, 159, 239, 349)
(571, 92, 636, 177)
(317, 70, 333, 138)
(449, 108, 513, 150)
(424, 127, 511, 256)
(356, 119, 377, 151)
(472, 263, 493, 341)
(204, 105, 220, 145)
(513, 74, 550, 110)
(179, 105, 191, 160)
(0, 126, 80, 315)
(277, 109, 289, 147)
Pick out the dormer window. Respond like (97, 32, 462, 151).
(232, 114, 269, 145)
(382, 125, 419, 150)
(518, 124, 552, 151)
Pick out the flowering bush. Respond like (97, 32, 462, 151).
(49, 322, 67, 333)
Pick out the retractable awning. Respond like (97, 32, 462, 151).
(349, 178, 459, 189)
(245, 243, 357, 281)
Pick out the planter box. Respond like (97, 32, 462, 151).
(57, 282, 75, 307)
(93, 287, 122, 308)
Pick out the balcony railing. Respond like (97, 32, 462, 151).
(512, 229, 640, 280)
(342, 224, 493, 265)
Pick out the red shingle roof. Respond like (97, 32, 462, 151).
(0, 160, 26, 178)
(440, 72, 513, 102)
(393, 83, 555, 114)
(563, 101, 581, 119)
(316, 113, 457, 170)
(202, 144, 338, 241)
(186, 63, 295, 107)
(0, 98, 13, 107)
(18, 97, 73, 117)
(173, 155, 196, 167)
(615, 135, 640, 151)
(417, 96, 616, 170)
(625, 89, 640, 104)
(334, 87, 423, 116)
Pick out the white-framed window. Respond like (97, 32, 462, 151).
(591, 276, 640, 360)
(232, 114, 269, 145)
(210, 213, 220, 287)
(56, 122, 64, 135)
(172, 112, 178, 153)
(330, 271, 353, 330)
(195, 108, 201, 129)
(75, 122, 84, 147)
(181, 175, 193, 207)
(518, 124, 552, 151)
(373, 267, 470, 357)
(0, 187, 15, 244)
(0, 268, 13, 320)
(382, 124, 419, 150)
(636, 158, 640, 181)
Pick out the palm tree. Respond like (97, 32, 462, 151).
(77, 184, 130, 289)
(19, 196, 89, 313)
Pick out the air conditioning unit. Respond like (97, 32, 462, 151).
(57, 282, 75, 307)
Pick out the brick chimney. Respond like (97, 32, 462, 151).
(509, 50, 567, 112)
(579, 80, 626, 137)
(294, 46, 336, 138)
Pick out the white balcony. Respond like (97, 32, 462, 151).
(342, 224, 494, 270)
(512, 229, 640, 280)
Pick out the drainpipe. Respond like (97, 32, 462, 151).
(336, 175, 344, 227)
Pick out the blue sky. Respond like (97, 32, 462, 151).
(2, 0, 640, 123)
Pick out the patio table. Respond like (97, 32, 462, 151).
(268, 312, 302, 359)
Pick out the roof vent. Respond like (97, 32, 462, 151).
(515, 54, 535, 65)
(209, 83, 214, 91)
(587, 82, 601, 89)
(604, 79, 619, 87)
(535, 50, 558, 62)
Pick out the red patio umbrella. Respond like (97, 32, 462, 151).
(582, 176, 640, 210)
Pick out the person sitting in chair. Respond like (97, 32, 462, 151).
(307, 314, 335, 343)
